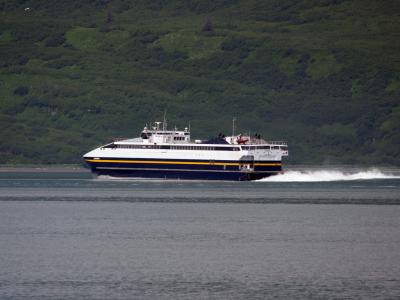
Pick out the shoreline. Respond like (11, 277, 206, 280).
(0, 166, 89, 173)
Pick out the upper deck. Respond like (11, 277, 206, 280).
(113, 120, 287, 147)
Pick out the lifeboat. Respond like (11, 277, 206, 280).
(236, 135, 248, 144)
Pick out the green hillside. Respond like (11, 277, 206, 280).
(0, 0, 399, 165)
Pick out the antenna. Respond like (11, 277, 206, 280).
(232, 117, 236, 137)
(188, 121, 191, 132)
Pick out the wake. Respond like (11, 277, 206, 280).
(259, 168, 400, 182)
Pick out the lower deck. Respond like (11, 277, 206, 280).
(85, 157, 283, 181)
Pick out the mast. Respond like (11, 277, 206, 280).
(163, 110, 167, 131)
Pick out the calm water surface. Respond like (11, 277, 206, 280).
(1, 170, 400, 299)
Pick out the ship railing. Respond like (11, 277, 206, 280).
(249, 138, 287, 145)
(112, 137, 128, 142)
(265, 141, 288, 145)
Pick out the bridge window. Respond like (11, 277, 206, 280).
(103, 143, 117, 149)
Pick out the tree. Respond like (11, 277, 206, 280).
(13, 86, 29, 96)
(106, 11, 113, 24)
(201, 18, 214, 33)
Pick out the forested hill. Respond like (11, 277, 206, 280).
(0, 0, 399, 165)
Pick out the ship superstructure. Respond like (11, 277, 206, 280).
(83, 121, 288, 181)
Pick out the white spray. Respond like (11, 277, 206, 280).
(259, 168, 400, 182)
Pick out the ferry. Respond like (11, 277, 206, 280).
(83, 120, 288, 181)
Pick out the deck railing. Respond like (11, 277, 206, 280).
(249, 138, 287, 145)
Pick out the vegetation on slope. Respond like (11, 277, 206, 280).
(0, 0, 399, 165)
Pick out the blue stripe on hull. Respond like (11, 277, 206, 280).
(85, 160, 282, 172)
(92, 161, 239, 171)
(94, 169, 277, 181)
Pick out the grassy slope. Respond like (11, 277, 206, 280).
(0, 0, 399, 165)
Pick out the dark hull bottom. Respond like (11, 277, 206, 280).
(94, 169, 280, 181)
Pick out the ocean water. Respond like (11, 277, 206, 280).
(1, 168, 400, 299)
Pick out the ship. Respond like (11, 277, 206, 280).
(83, 120, 288, 181)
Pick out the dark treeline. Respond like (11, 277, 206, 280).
(0, 0, 399, 165)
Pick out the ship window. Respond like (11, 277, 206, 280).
(272, 146, 279, 150)
(244, 146, 256, 150)
(109, 144, 242, 151)
(103, 143, 116, 148)
(256, 145, 270, 150)
(280, 146, 288, 150)
(215, 147, 237, 151)
(114, 144, 163, 149)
